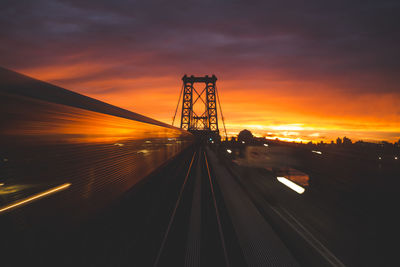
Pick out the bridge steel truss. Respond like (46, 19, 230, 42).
(180, 75, 219, 135)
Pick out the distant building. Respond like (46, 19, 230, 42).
(354, 140, 365, 146)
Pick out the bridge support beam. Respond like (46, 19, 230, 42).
(180, 75, 219, 136)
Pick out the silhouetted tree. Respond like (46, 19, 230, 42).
(238, 129, 253, 143)
(343, 136, 352, 145)
(336, 137, 342, 145)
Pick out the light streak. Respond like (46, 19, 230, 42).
(0, 183, 71, 214)
(138, 149, 150, 154)
(277, 177, 305, 194)
(263, 144, 268, 147)
(227, 149, 232, 154)
(312, 150, 322, 154)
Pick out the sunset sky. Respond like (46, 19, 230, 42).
(1, 0, 399, 143)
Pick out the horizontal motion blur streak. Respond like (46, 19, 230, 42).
(0, 183, 71, 214)
(277, 177, 305, 194)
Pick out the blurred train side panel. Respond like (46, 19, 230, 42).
(0, 67, 193, 229)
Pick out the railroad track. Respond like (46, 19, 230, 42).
(153, 146, 237, 267)
(2, 144, 301, 267)
(153, 145, 299, 267)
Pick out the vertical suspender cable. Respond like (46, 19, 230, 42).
(216, 86, 228, 140)
(172, 83, 184, 126)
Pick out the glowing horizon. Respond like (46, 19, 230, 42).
(12, 68, 399, 144)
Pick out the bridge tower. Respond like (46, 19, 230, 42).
(175, 75, 225, 137)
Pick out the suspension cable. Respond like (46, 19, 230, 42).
(172, 83, 184, 126)
(216, 85, 228, 140)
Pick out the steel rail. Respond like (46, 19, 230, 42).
(153, 151, 197, 267)
(204, 151, 230, 267)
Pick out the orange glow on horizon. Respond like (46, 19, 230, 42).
(16, 66, 400, 143)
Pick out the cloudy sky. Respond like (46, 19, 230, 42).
(1, 0, 399, 142)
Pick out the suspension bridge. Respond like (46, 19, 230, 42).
(0, 67, 349, 267)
